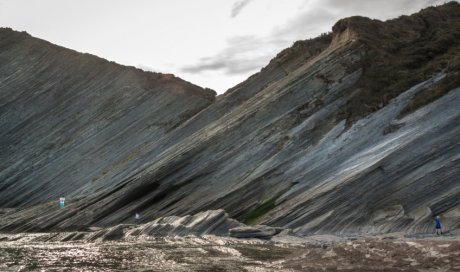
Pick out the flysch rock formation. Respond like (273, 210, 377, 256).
(0, 210, 275, 242)
(1, 2, 460, 236)
(0, 27, 215, 208)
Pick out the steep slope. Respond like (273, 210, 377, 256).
(0, 28, 215, 207)
(1, 2, 460, 235)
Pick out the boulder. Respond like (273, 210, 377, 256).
(229, 225, 281, 239)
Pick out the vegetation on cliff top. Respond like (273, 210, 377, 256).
(335, 1, 460, 125)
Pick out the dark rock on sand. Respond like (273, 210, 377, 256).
(229, 225, 282, 239)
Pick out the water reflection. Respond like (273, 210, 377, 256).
(0, 237, 292, 271)
(2, 235, 460, 271)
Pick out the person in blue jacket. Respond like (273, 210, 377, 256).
(435, 215, 442, 235)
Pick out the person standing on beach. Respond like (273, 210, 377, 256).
(435, 216, 442, 235)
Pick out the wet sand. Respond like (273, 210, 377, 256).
(1, 234, 459, 271)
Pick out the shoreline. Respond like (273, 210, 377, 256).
(1, 231, 459, 271)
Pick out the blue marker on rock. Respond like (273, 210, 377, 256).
(59, 197, 65, 208)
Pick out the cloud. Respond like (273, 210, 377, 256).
(231, 0, 254, 18)
(181, 0, 455, 77)
(270, 7, 336, 41)
(181, 35, 278, 75)
(274, 0, 448, 41)
(319, 0, 450, 20)
(182, 56, 266, 75)
(180, 7, 335, 76)
(322, 0, 414, 13)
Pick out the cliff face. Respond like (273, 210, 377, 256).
(1, 2, 460, 235)
(0, 28, 215, 208)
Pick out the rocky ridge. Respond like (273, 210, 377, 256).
(0, 27, 215, 208)
(0, 210, 283, 242)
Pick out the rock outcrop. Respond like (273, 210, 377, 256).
(229, 225, 282, 239)
(1, 2, 460, 235)
(0, 27, 215, 209)
(0, 210, 248, 242)
(128, 209, 242, 237)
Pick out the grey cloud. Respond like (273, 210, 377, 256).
(231, 0, 254, 18)
(320, 0, 451, 19)
(181, 61, 227, 73)
(270, 7, 336, 41)
(181, 35, 282, 75)
(261, 0, 453, 44)
(182, 0, 455, 76)
(322, 0, 413, 12)
(182, 57, 265, 75)
(180, 7, 335, 76)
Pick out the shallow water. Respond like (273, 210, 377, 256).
(1, 235, 460, 271)
(0, 237, 293, 271)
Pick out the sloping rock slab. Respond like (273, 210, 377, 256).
(88, 225, 127, 241)
(229, 225, 282, 239)
(128, 209, 243, 237)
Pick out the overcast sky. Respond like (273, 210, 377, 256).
(0, 0, 453, 93)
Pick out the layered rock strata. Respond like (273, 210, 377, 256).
(1, 2, 460, 235)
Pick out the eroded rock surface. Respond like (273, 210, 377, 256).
(129, 209, 242, 237)
(229, 225, 282, 239)
(0, 27, 215, 208)
(1, 3, 460, 235)
(0, 210, 245, 242)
